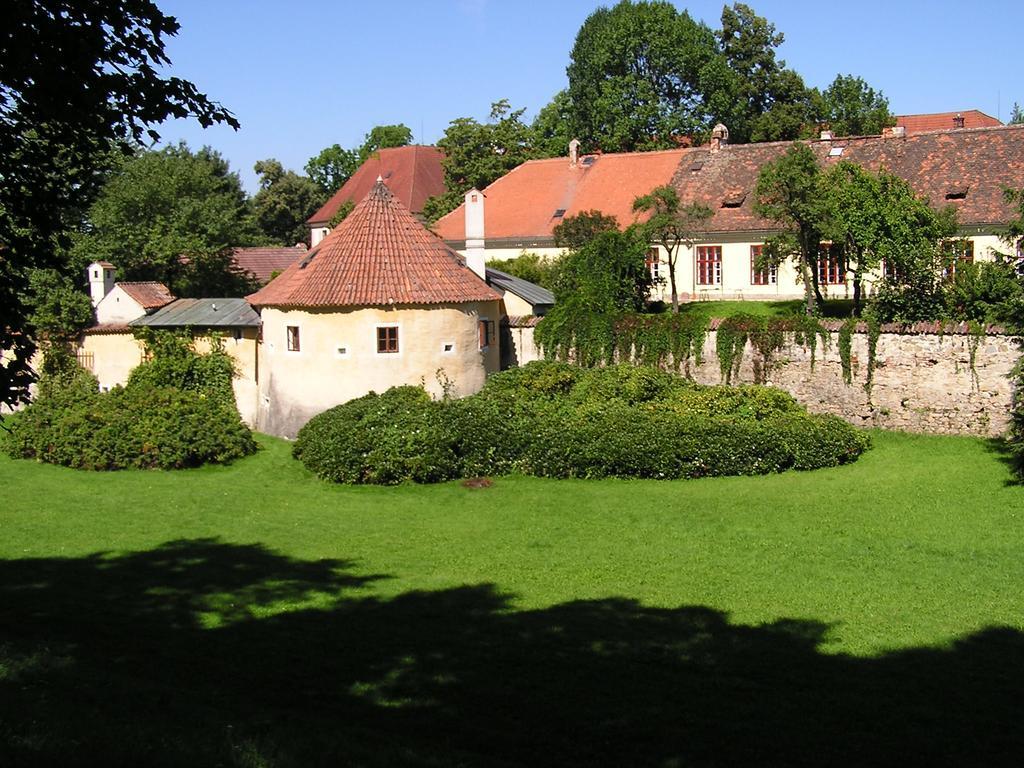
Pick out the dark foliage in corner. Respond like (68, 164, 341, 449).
(294, 362, 869, 485)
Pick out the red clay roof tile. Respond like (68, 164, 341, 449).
(307, 145, 445, 225)
(231, 245, 307, 284)
(896, 110, 1001, 134)
(250, 181, 501, 308)
(116, 282, 175, 310)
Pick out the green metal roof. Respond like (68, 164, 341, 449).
(129, 298, 260, 328)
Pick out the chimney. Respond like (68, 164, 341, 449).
(710, 123, 729, 153)
(88, 261, 116, 307)
(884, 125, 906, 139)
(569, 138, 581, 167)
(953, 113, 965, 129)
(464, 188, 486, 281)
(820, 129, 834, 141)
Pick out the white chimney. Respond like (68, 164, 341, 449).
(88, 261, 116, 307)
(569, 138, 581, 167)
(464, 188, 486, 280)
(710, 123, 729, 153)
(820, 129, 834, 141)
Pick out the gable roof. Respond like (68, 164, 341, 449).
(672, 125, 1024, 233)
(250, 180, 502, 309)
(130, 298, 260, 328)
(435, 125, 1024, 243)
(896, 110, 1001, 134)
(307, 145, 445, 226)
(433, 149, 686, 243)
(231, 245, 306, 284)
(116, 282, 175, 311)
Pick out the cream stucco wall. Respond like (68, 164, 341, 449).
(79, 332, 145, 390)
(499, 291, 536, 317)
(257, 302, 502, 438)
(94, 286, 147, 324)
(79, 329, 260, 426)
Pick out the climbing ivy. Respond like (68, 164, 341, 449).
(838, 318, 857, 385)
(967, 320, 985, 391)
(863, 317, 881, 399)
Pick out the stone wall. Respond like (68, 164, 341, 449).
(688, 324, 1018, 437)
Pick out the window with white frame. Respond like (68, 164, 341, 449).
(286, 326, 301, 352)
(750, 245, 777, 285)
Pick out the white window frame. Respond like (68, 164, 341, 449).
(285, 325, 302, 353)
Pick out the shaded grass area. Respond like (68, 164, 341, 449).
(2, 431, 1023, 765)
(674, 298, 855, 319)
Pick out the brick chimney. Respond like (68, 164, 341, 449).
(569, 138, 580, 167)
(953, 113, 965, 129)
(710, 123, 729, 153)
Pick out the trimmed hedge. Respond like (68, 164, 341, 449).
(4, 384, 256, 470)
(294, 361, 870, 484)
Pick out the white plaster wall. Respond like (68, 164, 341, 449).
(94, 286, 146, 324)
(257, 302, 502, 438)
(78, 332, 145, 390)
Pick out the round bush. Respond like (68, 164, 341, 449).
(292, 362, 871, 484)
(5, 384, 257, 470)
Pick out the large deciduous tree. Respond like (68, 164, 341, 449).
(357, 124, 413, 163)
(754, 144, 828, 316)
(304, 144, 359, 196)
(552, 210, 620, 250)
(566, 0, 720, 152)
(817, 74, 894, 137)
(1, 0, 237, 409)
(252, 159, 326, 246)
(423, 100, 537, 222)
(71, 143, 260, 296)
(820, 162, 953, 315)
(632, 187, 713, 314)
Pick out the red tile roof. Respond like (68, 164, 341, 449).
(117, 282, 175, 310)
(435, 125, 1024, 242)
(249, 180, 502, 309)
(432, 149, 686, 242)
(896, 110, 1001, 134)
(307, 145, 445, 226)
(231, 245, 307, 284)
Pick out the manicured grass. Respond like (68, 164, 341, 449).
(2, 431, 1022, 765)
(675, 298, 855, 319)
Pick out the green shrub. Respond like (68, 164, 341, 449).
(294, 387, 459, 485)
(293, 362, 870, 484)
(128, 330, 238, 411)
(5, 384, 256, 470)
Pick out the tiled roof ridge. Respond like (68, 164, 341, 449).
(898, 108, 999, 120)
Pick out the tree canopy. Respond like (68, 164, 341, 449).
(71, 143, 260, 297)
(1, 0, 238, 409)
(817, 75, 894, 137)
(305, 123, 414, 196)
(252, 158, 326, 246)
(423, 100, 537, 222)
(552, 210, 620, 250)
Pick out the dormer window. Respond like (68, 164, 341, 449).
(945, 187, 969, 200)
(721, 192, 745, 208)
(553, 208, 566, 218)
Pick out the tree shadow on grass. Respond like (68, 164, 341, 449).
(983, 437, 1022, 486)
(1, 539, 1021, 767)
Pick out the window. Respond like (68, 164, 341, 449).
(817, 244, 845, 285)
(696, 245, 722, 286)
(377, 326, 399, 354)
(942, 239, 974, 279)
(442, 342, 454, 354)
(286, 326, 300, 352)
(646, 248, 661, 282)
(750, 245, 776, 286)
(478, 319, 494, 350)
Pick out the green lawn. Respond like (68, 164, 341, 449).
(2, 431, 1022, 766)
(675, 298, 855, 319)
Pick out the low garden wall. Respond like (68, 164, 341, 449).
(511, 318, 1019, 437)
(689, 321, 1017, 437)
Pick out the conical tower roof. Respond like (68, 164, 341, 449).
(249, 180, 501, 308)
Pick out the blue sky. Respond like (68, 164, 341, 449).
(157, 0, 1024, 192)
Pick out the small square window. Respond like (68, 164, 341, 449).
(442, 342, 454, 353)
(336, 346, 348, 356)
(286, 326, 300, 352)
(377, 326, 399, 354)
